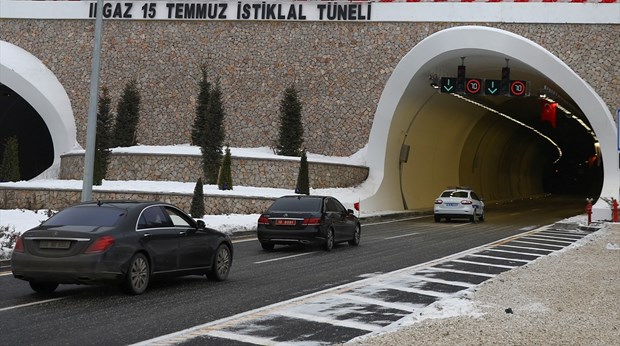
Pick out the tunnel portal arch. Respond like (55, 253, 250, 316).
(363, 26, 618, 220)
(0, 40, 78, 178)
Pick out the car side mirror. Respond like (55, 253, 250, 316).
(347, 209, 355, 215)
(196, 219, 206, 230)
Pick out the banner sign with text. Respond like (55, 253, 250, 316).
(1, 1, 618, 23)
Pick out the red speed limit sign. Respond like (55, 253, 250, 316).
(466, 79, 482, 95)
(510, 80, 527, 96)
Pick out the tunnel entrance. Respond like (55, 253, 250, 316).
(363, 26, 617, 221)
(0, 40, 78, 181)
(0, 83, 54, 181)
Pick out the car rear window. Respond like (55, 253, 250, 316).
(43, 206, 126, 227)
(268, 197, 322, 212)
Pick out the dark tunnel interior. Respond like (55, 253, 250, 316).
(0, 83, 54, 181)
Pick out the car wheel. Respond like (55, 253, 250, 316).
(207, 244, 232, 281)
(261, 242, 275, 251)
(324, 228, 334, 251)
(348, 224, 361, 246)
(479, 213, 485, 222)
(434, 215, 441, 223)
(29, 281, 58, 294)
(125, 253, 150, 295)
(470, 213, 475, 223)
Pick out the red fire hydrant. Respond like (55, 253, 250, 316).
(585, 199, 593, 225)
(613, 198, 619, 223)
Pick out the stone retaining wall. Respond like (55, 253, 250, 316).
(0, 188, 275, 215)
(60, 152, 369, 189)
(2, 20, 617, 156)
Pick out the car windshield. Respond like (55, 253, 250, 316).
(268, 197, 322, 212)
(42, 206, 126, 227)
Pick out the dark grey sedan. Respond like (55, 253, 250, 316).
(11, 200, 233, 295)
(257, 195, 361, 251)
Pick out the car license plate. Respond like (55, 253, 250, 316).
(275, 219, 296, 226)
(446, 203, 458, 207)
(39, 240, 71, 249)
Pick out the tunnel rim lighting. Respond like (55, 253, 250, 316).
(449, 92, 563, 164)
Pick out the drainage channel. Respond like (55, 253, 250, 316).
(134, 225, 598, 346)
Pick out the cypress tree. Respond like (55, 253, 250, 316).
(0, 136, 20, 182)
(190, 178, 205, 218)
(201, 81, 226, 184)
(295, 149, 310, 195)
(191, 65, 211, 146)
(112, 79, 141, 147)
(218, 146, 233, 190)
(276, 86, 304, 157)
(93, 87, 112, 185)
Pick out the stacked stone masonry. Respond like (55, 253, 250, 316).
(0, 188, 275, 215)
(1, 21, 617, 157)
(60, 152, 369, 189)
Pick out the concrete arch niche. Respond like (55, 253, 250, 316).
(0, 40, 78, 178)
(364, 26, 618, 221)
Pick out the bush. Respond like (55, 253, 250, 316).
(276, 86, 304, 157)
(190, 178, 205, 218)
(201, 81, 226, 184)
(94, 87, 113, 185)
(191, 66, 211, 146)
(295, 150, 310, 195)
(0, 225, 20, 260)
(218, 146, 233, 190)
(0, 136, 20, 182)
(112, 79, 141, 147)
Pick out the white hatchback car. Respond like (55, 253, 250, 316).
(433, 187, 484, 223)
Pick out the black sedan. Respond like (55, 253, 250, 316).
(257, 195, 361, 251)
(11, 200, 233, 295)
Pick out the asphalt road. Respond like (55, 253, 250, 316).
(0, 196, 585, 346)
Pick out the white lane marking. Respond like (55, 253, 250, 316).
(467, 254, 530, 263)
(523, 235, 574, 243)
(363, 215, 430, 226)
(0, 272, 13, 277)
(428, 267, 496, 278)
(202, 330, 276, 346)
(510, 240, 563, 248)
(338, 293, 417, 313)
(276, 310, 382, 332)
(485, 248, 543, 257)
(384, 232, 419, 240)
(451, 259, 517, 269)
(451, 223, 470, 228)
(406, 274, 475, 288)
(376, 283, 452, 299)
(232, 237, 257, 243)
(0, 297, 67, 312)
(254, 252, 316, 264)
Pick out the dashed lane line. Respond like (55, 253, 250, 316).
(0, 297, 67, 312)
(254, 252, 317, 264)
(384, 232, 419, 240)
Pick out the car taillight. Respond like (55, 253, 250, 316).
(461, 200, 473, 205)
(302, 217, 321, 226)
(258, 216, 270, 225)
(434, 199, 443, 204)
(84, 236, 115, 254)
(14, 236, 24, 253)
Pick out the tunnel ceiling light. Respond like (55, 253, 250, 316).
(450, 92, 563, 164)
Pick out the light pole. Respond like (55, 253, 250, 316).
(81, 0, 104, 202)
